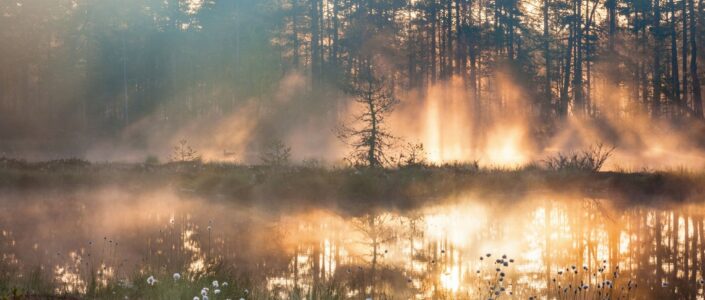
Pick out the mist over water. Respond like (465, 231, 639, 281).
(1, 185, 703, 298)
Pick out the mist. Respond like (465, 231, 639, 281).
(4, 0, 705, 298)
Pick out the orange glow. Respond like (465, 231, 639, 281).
(440, 265, 461, 291)
(391, 74, 535, 167)
(484, 126, 528, 167)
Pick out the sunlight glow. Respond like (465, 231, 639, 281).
(440, 265, 461, 292)
(485, 126, 527, 167)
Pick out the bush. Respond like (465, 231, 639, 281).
(259, 139, 291, 166)
(397, 142, 428, 167)
(144, 155, 160, 165)
(543, 143, 615, 172)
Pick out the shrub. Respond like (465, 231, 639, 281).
(170, 139, 200, 163)
(543, 143, 615, 172)
(259, 139, 291, 166)
(144, 155, 160, 165)
(397, 142, 428, 167)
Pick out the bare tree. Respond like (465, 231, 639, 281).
(337, 63, 399, 167)
(170, 139, 200, 162)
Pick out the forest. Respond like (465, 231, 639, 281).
(2, 0, 705, 166)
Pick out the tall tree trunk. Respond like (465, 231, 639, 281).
(689, 0, 704, 117)
(683, 0, 689, 108)
(653, 0, 663, 117)
(446, 0, 453, 78)
(439, 3, 447, 79)
(560, 25, 573, 117)
(508, 4, 515, 60)
(642, 23, 649, 105)
(332, 0, 339, 71)
(310, 0, 321, 86)
(456, 0, 465, 77)
(408, 2, 416, 89)
(573, 0, 584, 116)
(292, 0, 300, 68)
(608, 0, 616, 51)
(431, 2, 438, 84)
(584, 0, 599, 115)
(669, 0, 681, 117)
(544, 0, 552, 115)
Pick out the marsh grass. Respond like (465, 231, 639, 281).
(0, 250, 259, 300)
(1, 262, 412, 299)
(1, 157, 704, 209)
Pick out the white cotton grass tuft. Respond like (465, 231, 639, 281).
(214, 289, 221, 294)
(203, 296, 209, 300)
(201, 288, 208, 297)
(222, 281, 228, 287)
(212, 280, 219, 288)
(173, 273, 181, 281)
(193, 297, 199, 300)
(146, 275, 157, 286)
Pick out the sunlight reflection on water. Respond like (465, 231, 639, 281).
(0, 189, 702, 298)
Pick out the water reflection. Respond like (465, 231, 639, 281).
(0, 189, 703, 299)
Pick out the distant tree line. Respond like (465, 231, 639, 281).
(277, 0, 705, 120)
(1, 0, 704, 145)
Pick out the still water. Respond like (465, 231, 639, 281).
(0, 188, 703, 299)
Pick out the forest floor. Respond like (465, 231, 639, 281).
(1, 157, 703, 213)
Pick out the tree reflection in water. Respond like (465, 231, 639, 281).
(0, 190, 703, 299)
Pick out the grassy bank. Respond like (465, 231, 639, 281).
(1, 157, 703, 213)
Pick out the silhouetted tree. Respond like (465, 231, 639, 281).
(337, 62, 399, 167)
